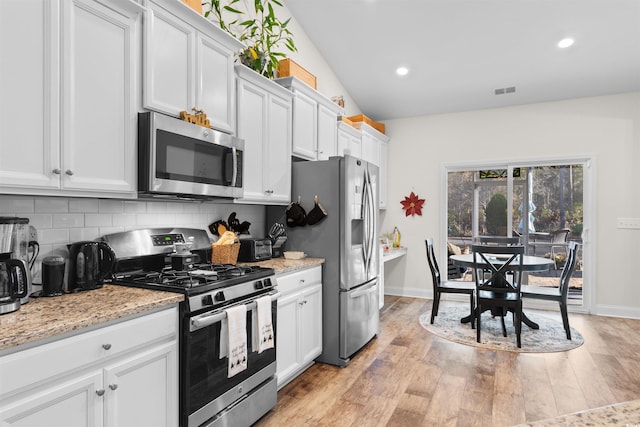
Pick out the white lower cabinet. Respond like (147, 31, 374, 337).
(276, 266, 322, 389)
(0, 307, 179, 427)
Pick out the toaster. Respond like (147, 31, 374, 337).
(238, 238, 272, 262)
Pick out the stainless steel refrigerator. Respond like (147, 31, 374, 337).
(281, 155, 379, 367)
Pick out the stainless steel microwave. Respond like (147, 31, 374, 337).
(138, 112, 244, 199)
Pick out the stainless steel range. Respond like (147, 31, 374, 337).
(101, 228, 278, 427)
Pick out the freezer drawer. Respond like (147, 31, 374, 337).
(339, 279, 379, 359)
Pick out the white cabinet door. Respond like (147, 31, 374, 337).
(317, 104, 338, 160)
(361, 132, 379, 166)
(0, 0, 60, 190)
(337, 122, 362, 159)
(236, 78, 267, 202)
(104, 341, 178, 427)
(61, 0, 139, 193)
(298, 283, 323, 363)
(235, 67, 292, 204)
(197, 32, 235, 134)
(291, 90, 317, 159)
(0, 371, 103, 427)
(379, 139, 388, 209)
(264, 93, 292, 202)
(275, 291, 301, 386)
(143, 1, 194, 116)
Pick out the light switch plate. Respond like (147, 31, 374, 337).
(617, 218, 640, 229)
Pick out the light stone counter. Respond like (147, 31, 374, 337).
(238, 257, 324, 275)
(0, 285, 183, 353)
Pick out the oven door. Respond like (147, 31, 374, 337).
(182, 292, 278, 427)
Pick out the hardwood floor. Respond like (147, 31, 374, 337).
(256, 296, 640, 427)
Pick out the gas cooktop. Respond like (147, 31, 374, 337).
(112, 263, 275, 296)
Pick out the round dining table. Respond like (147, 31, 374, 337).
(449, 253, 554, 329)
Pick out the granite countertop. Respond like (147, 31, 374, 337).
(238, 257, 324, 275)
(0, 285, 183, 353)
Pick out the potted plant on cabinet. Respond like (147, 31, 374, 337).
(204, 0, 297, 79)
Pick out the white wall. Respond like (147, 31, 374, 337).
(379, 92, 640, 318)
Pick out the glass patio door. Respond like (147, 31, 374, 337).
(447, 162, 587, 309)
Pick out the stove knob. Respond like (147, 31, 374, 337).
(254, 280, 263, 290)
(263, 278, 272, 288)
(201, 295, 213, 306)
(214, 291, 225, 302)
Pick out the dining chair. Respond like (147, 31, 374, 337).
(521, 241, 580, 339)
(425, 238, 475, 327)
(475, 236, 521, 245)
(471, 244, 525, 347)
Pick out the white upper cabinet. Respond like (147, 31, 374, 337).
(337, 121, 362, 159)
(356, 122, 389, 209)
(143, 0, 243, 134)
(0, 0, 141, 198)
(275, 77, 343, 161)
(61, 0, 141, 194)
(235, 65, 292, 204)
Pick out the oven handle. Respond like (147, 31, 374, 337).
(190, 292, 280, 331)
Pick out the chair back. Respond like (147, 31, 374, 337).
(559, 241, 580, 297)
(475, 236, 521, 246)
(425, 238, 441, 290)
(471, 244, 525, 295)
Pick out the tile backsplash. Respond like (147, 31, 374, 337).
(0, 195, 266, 284)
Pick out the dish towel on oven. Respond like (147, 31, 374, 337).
(254, 295, 274, 353)
(225, 304, 247, 378)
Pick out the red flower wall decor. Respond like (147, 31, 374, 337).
(401, 192, 425, 216)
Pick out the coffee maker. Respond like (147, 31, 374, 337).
(0, 255, 30, 314)
(0, 217, 35, 303)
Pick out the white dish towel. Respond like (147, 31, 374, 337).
(225, 304, 247, 378)
(254, 295, 274, 353)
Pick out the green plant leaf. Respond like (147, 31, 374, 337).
(223, 6, 243, 14)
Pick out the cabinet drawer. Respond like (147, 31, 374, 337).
(277, 266, 322, 295)
(0, 307, 178, 398)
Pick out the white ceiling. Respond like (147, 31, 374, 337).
(283, 0, 640, 121)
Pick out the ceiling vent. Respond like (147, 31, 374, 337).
(494, 86, 516, 95)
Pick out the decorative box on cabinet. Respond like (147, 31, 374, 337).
(276, 266, 322, 389)
(275, 76, 343, 161)
(142, 0, 244, 134)
(0, 307, 179, 427)
(0, 0, 141, 198)
(235, 65, 293, 204)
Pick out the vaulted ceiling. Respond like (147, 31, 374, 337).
(284, 0, 640, 120)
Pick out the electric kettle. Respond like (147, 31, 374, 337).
(66, 241, 116, 292)
(0, 256, 30, 315)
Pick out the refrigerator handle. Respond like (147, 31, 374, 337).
(362, 170, 371, 276)
(363, 168, 375, 277)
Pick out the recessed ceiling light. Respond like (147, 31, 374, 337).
(396, 66, 409, 76)
(557, 37, 575, 49)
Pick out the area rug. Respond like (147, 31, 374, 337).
(419, 301, 584, 353)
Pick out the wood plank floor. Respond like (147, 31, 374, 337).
(255, 295, 640, 427)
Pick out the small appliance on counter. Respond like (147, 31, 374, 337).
(170, 239, 200, 270)
(0, 254, 30, 315)
(238, 237, 272, 262)
(0, 217, 37, 304)
(66, 241, 116, 292)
